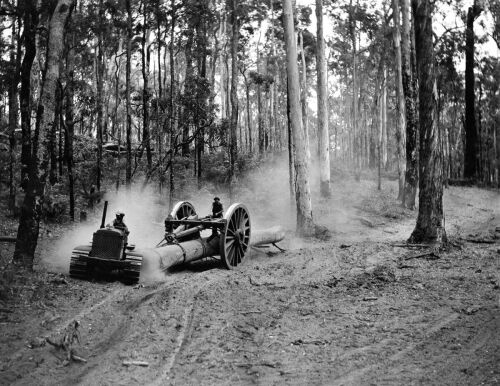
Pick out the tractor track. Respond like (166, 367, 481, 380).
(150, 269, 229, 385)
(52, 269, 229, 386)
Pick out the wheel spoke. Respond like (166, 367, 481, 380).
(233, 246, 240, 265)
(237, 209, 243, 228)
(230, 245, 237, 265)
(237, 244, 244, 261)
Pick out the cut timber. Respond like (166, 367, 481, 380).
(250, 226, 286, 246)
(142, 236, 220, 272)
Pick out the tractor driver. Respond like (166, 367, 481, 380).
(112, 211, 130, 243)
(212, 197, 223, 219)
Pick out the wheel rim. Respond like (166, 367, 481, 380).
(220, 203, 251, 269)
(170, 201, 197, 220)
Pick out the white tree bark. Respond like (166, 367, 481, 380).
(316, 0, 330, 197)
(283, 0, 315, 236)
(381, 66, 388, 168)
(36, 0, 75, 183)
(392, 0, 406, 200)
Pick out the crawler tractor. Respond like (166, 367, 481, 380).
(69, 201, 142, 284)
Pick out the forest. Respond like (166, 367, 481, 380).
(0, 0, 498, 262)
(0, 0, 499, 384)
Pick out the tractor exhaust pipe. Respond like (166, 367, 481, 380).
(100, 201, 108, 229)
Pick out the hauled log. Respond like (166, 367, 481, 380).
(250, 226, 286, 246)
(142, 236, 220, 272)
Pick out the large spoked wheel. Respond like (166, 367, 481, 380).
(220, 203, 251, 269)
(170, 201, 197, 220)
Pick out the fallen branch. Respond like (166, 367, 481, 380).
(122, 360, 149, 367)
(397, 264, 416, 269)
(404, 251, 440, 261)
(358, 218, 374, 227)
(291, 339, 328, 346)
(272, 243, 286, 252)
(240, 310, 263, 315)
(392, 243, 433, 248)
(464, 238, 495, 244)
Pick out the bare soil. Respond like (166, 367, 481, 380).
(0, 178, 499, 385)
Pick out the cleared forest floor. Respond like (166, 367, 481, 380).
(0, 176, 499, 385)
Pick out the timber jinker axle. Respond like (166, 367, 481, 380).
(145, 201, 252, 271)
(70, 200, 285, 284)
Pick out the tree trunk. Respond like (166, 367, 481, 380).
(378, 83, 383, 190)
(401, 0, 418, 209)
(350, 0, 361, 179)
(315, 0, 330, 197)
(125, 0, 133, 187)
(156, 2, 162, 101)
(243, 74, 253, 154)
(96, 0, 104, 191)
(283, 0, 314, 236)
(112, 34, 123, 139)
(287, 77, 295, 205)
(464, 3, 482, 180)
(8, 15, 21, 208)
(141, 1, 152, 170)
(19, 3, 38, 190)
(169, 0, 176, 207)
(408, 0, 446, 244)
(392, 0, 406, 201)
(48, 84, 61, 185)
(381, 67, 388, 169)
(229, 0, 239, 192)
(257, 61, 264, 154)
(195, 12, 208, 187)
(495, 121, 499, 187)
(14, 0, 74, 268)
(64, 29, 76, 221)
(181, 30, 194, 157)
(220, 13, 227, 120)
(208, 22, 220, 151)
(298, 30, 311, 164)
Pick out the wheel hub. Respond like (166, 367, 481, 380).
(235, 229, 244, 244)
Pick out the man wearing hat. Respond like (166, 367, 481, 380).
(211, 197, 223, 219)
(112, 210, 130, 243)
(209, 197, 223, 239)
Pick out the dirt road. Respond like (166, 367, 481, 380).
(0, 180, 499, 385)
